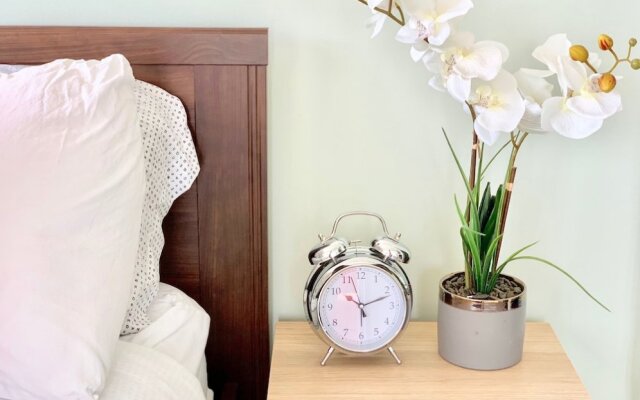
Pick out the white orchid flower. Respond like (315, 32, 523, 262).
(367, 11, 388, 38)
(558, 57, 621, 119)
(467, 70, 525, 145)
(514, 68, 554, 132)
(368, 0, 388, 8)
(425, 32, 508, 103)
(540, 97, 604, 139)
(540, 60, 622, 138)
(532, 34, 571, 76)
(530, 34, 622, 138)
(366, 0, 397, 38)
(395, 0, 474, 47)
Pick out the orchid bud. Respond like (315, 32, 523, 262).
(569, 45, 590, 62)
(599, 73, 617, 93)
(631, 59, 640, 70)
(630, 38, 638, 47)
(598, 34, 614, 51)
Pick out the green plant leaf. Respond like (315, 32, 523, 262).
(442, 129, 481, 227)
(487, 241, 539, 290)
(478, 182, 492, 229)
(461, 238, 473, 288)
(509, 255, 611, 312)
(459, 229, 477, 285)
(460, 227, 483, 287)
(454, 195, 484, 236)
(479, 233, 503, 293)
(442, 129, 470, 192)
(453, 194, 467, 227)
(480, 185, 503, 258)
(494, 241, 539, 274)
(479, 139, 512, 181)
(444, 128, 484, 291)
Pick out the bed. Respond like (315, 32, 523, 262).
(0, 27, 269, 400)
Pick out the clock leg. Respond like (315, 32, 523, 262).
(388, 347, 401, 364)
(320, 346, 335, 366)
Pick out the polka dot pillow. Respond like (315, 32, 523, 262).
(121, 80, 200, 335)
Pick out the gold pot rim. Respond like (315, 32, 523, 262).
(439, 272, 526, 312)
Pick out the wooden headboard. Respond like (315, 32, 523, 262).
(0, 27, 269, 400)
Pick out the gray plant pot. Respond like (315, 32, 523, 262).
(437, 272, 526, 370)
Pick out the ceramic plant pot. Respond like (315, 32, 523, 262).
(437, 272, 526, 370)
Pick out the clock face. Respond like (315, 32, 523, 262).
(317, 265, 407, 352)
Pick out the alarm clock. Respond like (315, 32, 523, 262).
(303, 211, 412, 366)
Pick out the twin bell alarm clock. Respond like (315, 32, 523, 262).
(303, 211, 412, 366)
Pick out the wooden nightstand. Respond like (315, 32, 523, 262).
(267, 321, 589, 399)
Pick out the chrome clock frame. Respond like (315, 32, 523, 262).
(303, 212, 413, 366)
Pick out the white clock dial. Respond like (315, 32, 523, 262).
(318, 265, 407, 352)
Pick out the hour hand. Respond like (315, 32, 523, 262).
(344, 294, 359, 305)
(344, 295, 367, 318)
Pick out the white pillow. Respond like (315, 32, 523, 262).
(120, 80, 199, 335)
(0, 55, 145, 399)
(0, 64, 200, 337)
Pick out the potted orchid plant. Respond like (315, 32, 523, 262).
(352, 0, 639, 370)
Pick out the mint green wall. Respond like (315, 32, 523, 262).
(3, 1, 639, 398)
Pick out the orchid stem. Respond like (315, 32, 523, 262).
(356, 0, 405, 26)
(510, 131, 518, 147)
(493, 131, 529, 268)
(463, 102, 481, 290)
(494, 167, 516, 271)
(395, 3, 405, 25)
(585, 60, 598, 74)
(477, 143, 485, 190)
(607, 46, 633, 73)
(610, 47, 620, 61)
(466, 102, 479, 214)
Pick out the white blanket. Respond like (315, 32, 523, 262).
(120, 283, 211, 395)
(101, 341, 205, 400)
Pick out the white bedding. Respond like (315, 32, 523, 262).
(0, 55, 146, 400)
(118, 283, 213, 399)
(101, 341, 205, 400)
(0, 61, 208, 400)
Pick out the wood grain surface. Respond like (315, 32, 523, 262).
(195, 64, 269, 400)
(0, 27, 267, 65)
(267, 321, 590, 400)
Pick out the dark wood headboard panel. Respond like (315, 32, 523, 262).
(0, 27, 269, 400)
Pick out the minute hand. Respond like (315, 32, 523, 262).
(363, 295, 390, 307)
(349, 280, 367, 319)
